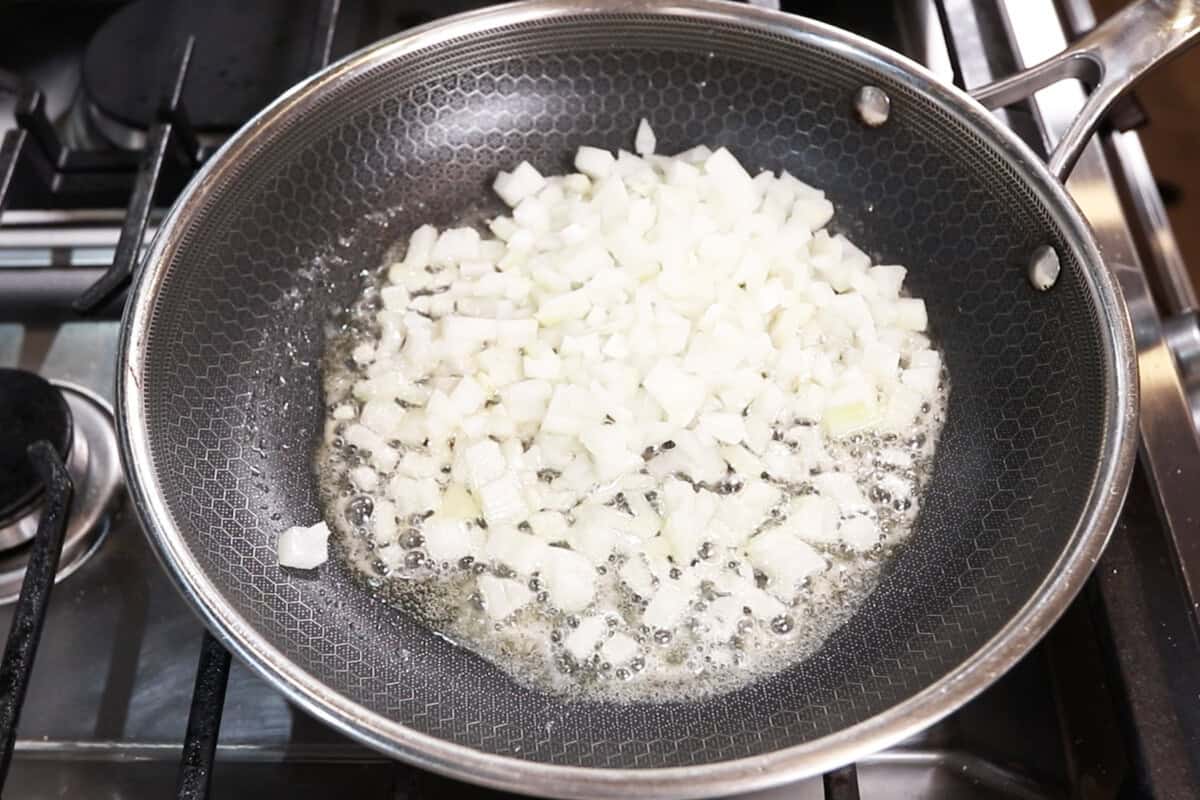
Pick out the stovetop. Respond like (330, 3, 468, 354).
(3, 1, 1200, 798)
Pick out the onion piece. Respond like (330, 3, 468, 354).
(326, 129, 948, 692)
(478, 574, 534, 620)
(277, 521, 330, 570)
(634, 119, 657, 156)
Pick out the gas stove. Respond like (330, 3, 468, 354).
(2, 1, 1199, 798)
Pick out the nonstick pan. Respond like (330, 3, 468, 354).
(119, 1, 1194, 796)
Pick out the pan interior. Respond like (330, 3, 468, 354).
(136, 11, 1108, 769)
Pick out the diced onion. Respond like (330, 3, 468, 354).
(277, 521, 330, 570)
(317, 121, 947, 696)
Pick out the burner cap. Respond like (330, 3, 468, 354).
(0, 369, 72, 520)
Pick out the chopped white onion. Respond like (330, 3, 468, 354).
(424, 517, 482, 564)
(320, 124, 947, 695)
(634, 118, 657, 156)
(478, 574, 533, 619)
(600, 631, 639, 665)
(565, 615, 609, 660)
(575, 146, 615, 179)
(644, 582, 692, 629)
(493, 161, 546, 208)
(277, 521, 330, 570)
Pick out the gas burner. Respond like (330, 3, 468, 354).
(80, 0, 324, 150)
(0, 374, 121, 603)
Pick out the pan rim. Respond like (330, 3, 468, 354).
(117, 1, 1138, 797)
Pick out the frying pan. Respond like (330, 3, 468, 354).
(118, 0, 1194, 796)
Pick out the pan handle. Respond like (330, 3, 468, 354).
(969, 0, 1200, 180)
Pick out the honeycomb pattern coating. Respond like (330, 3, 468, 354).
(139, 15, 1108, 769)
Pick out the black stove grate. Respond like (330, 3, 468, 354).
(0, 39, 203, 320)
(175, 631, 232, 800)
(0, 442, 73, 785)
(73, 36, 202, 314)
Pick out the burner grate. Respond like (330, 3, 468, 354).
(72, 37, 201, 313)
(0, 41, 202, 317)
(0, 442, 72, 783)
(176, 632, 231, 800)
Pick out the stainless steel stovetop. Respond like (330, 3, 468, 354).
(2, 1, 1200, 797)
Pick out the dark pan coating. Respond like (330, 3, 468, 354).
(133, 11, 1109, 770)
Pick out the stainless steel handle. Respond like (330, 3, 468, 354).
(970, 0, 1200, 180)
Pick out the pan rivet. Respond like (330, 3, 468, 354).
(1028, 245, 1061, 291)
(854, 86, 890, 127)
